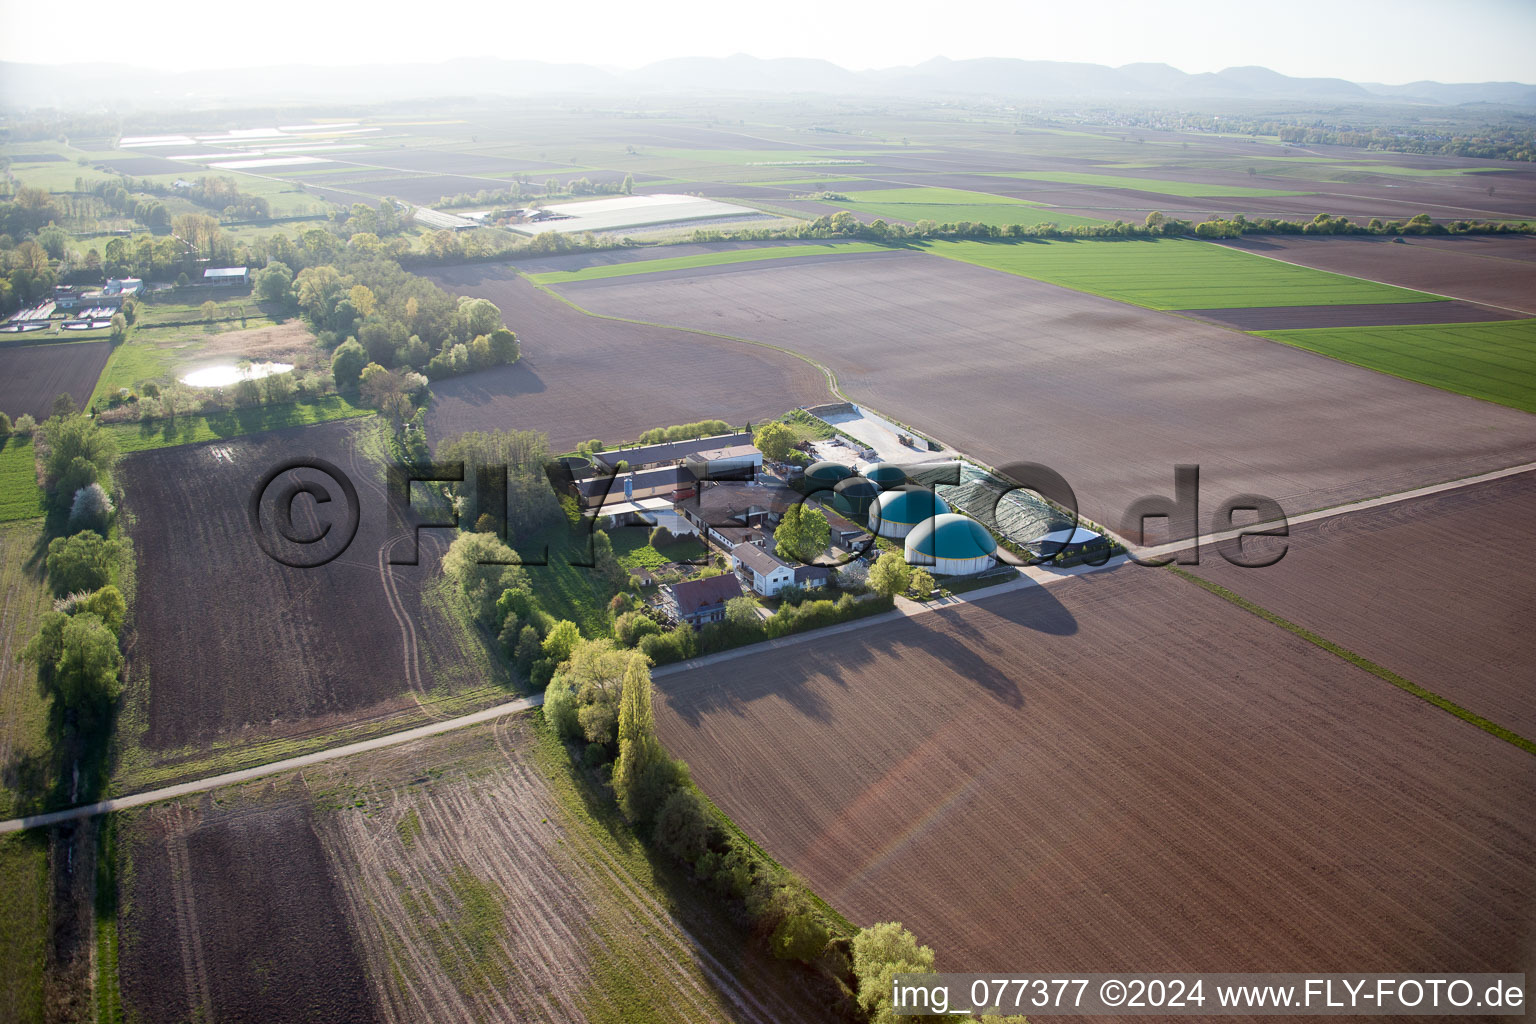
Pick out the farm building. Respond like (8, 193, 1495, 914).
(822, 506, 869, 550)
(656, 574, 743, 626)
(677, 480, 800, 547)
(904, 513, 998, 575)
(103, 277, 144, 297)
(871, 486, 951, 539)
(1027, 526, 1108, 560)
(731, 543, 831, 598)
(685, 443, 762, 482)
(865, 464, 908, 490)
(577, 465, 694, 512)
(731, 543, 799, 597)
(593, 431, 754, 473)
(202, 267, 249, 287)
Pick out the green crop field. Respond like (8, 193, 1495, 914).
(1257, 320, 1536, 414)
(983, 170, 1313, 198)
(920, 238, 1442, 309)
(835, 187, 1102, 229)
(105, 395, 371, 455)
(525, 242, 887, 284)
(0, 440, 46, 523)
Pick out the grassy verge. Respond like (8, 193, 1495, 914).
(0, 520, 55, 818)
(919, 236, 1442, 309)
(0, 833, 48, 1024)
(525, 242, 887, 284)
(1255, 319, 1536, 415)
(109, 682, 519, 797)
(94, 817, 123, 1024)
(0, 439, 46, 523)
(104, 396, 370, 455)
(1169, 567, 1536, 756)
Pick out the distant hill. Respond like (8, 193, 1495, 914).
(1, 54, 1532, 110)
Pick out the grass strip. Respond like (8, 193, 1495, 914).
(525, 242, 887, 284)
(1168, 567, 1536, 756)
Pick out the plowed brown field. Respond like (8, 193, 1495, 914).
(1214, 236, 1536, 315)
(1189, 471, 1536, 738)
(116, 716, 831, 1024)
(0, 341, 111, 422)
(653, 569, 1536, 973)
(421, 271, 830, 450)
(118, 792, 377, 1024)
(558, 251, 1536, 533)
(119, 419, 495, 755)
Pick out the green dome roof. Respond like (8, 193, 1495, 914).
(865, 464, 907, 489)
(872, 487, 950, 525)
(805, 460, 854, 485)
(905, 514, 996, 560)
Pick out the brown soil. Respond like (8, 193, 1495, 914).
(118, 419, 496, 751)
(117, 789, 379, 1023)
(653, 569, 1536, 973)
(1189, 470, 1536, 739)
(0, 341, 112, 421)
(314, 717, 827, 1024)
(420, 271, 831, 451)
(557, 250, 1536, 535)
(1214, 236, 1536, 314)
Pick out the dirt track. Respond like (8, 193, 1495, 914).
(558, 250, 1536, 534)
(653, 569, 1536, 973)
(421, 270, 831, 449)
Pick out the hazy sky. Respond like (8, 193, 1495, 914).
(3, 0, 1533, 83)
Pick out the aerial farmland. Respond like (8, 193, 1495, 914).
(1, 24, 1534, 1024)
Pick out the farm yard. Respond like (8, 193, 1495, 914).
(422, 270, 831, 451)
(554, 249, 1536, 531)
(652, 569, 1536, 973)
(0, 340, 113, 422)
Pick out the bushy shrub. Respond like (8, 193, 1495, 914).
(513, 625, 541, 673)
(441, 532, 529, 623)
(68, 482, 114, 535)
(648, 524, 675, 547)
(582, 742, 610, 768)
(614, 610, 661, 648)
(637, 622, 696, 665)
(529, 657, 555, 691)
(652, 787, 713, 865)
(771, 911, 831, 964)
(13, 414, 36, 435)
(45, 532, 120, 598)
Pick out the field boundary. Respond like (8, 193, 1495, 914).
(0, 694, 543, 834)
(1168, 567, 1536, 756)
(1211, 240, 1536, 317)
